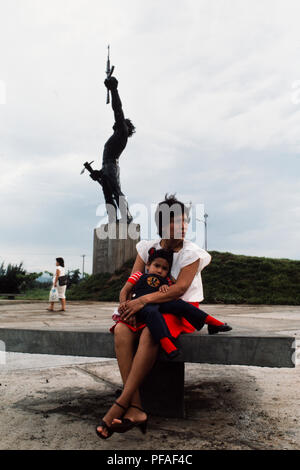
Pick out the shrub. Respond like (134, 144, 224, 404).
(0, 262, 42, 294)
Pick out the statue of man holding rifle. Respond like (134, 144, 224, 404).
(83, 50, 135, 224)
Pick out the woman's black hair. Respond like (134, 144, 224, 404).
(56, 257, 65, 267)
(154, 193, 191, 238)
(147, 247, 173, 274)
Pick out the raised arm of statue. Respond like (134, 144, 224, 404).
(104, 76, 125, 125)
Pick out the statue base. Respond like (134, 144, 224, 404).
(93, 222, 140, 274)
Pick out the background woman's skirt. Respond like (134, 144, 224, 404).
(57, 285, 67, 299)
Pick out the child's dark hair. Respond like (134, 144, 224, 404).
(56, 257, 65, 267)
(154, 193, 190, 238)
(147, 247, 173, 273)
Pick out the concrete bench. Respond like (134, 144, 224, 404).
(0, 293, 21, 300)
(0, 326, 296, 418)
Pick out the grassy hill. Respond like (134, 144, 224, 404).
(68, 258, 134, 302)
(202, 251, 300, 305)
(67, 251, 300, 305)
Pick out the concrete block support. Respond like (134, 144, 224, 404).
(140, 361, 185, 418)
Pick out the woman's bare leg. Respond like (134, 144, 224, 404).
(97, 326, 159, 437)
(116, 326, 158, 404)
(96, 322, 138, 436)
(114, 323, 145, 416)
(114, 322, 137, 384)
(114, 327, 159, 424)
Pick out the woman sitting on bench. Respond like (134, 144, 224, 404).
(96, 194, 231, 439)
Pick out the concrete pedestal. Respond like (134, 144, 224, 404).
(140, 361, 185, 418)
(93, 222, 140, 274)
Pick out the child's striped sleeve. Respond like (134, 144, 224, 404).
(127, 271, 143, 285)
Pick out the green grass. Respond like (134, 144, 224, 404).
(67, 251, 300, 305)
(202, 251, 300, 305)
(0, 288, 50, 301)
(17, 288, 50, 301)
(8, 251, 300, 305)
(67, 258, 134, 301)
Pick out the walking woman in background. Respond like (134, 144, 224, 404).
(47, 257, 67, 312)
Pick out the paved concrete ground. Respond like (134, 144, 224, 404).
(0, 302, 299, 450)
(1, 352, 111, 371)
(0, 301, 300, 335)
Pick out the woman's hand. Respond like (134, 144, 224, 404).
(118, 298, 139, 327)
(121, 314, 137, 328)
(121, 297, 146, 321)
(118, 301, 128, 314)
(159, 285, 169, 294)
(119, 300, 138, 327)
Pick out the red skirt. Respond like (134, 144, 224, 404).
(110, 302, 199, 338)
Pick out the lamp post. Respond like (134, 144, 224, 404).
(196, 213, 208, 250)
(204, 213, 208, 251)
(81, 255, 86, 279)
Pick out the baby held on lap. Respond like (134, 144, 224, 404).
(111, 248, 232, 359)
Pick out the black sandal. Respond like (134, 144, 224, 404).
(95, 401, 127, 439)
(95, 419, 113, 440)
(111, 404, 148, 435)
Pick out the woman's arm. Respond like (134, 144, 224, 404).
(130, 254, 145, 275)
(118, 283, 133, 317)
(118, 254, 145, 305)
(119, 282, 136, 314)
(119, 282, 134, 303)
(122, 259, 200, 318)
(53, 269, 60, 288)
(118, 253, 146, 325)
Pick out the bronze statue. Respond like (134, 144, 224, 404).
(82, 69, 135, 224)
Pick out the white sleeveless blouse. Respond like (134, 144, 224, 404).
(135, 239, 211, 302)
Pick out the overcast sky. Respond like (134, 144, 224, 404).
(0, 0, 300, 274)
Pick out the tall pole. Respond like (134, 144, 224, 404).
(81, 255, 86, 279)
(204, 213, 208, 251)
(196, 214, 208, 251)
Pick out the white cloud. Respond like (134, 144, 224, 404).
(0, 0, 300, 272)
